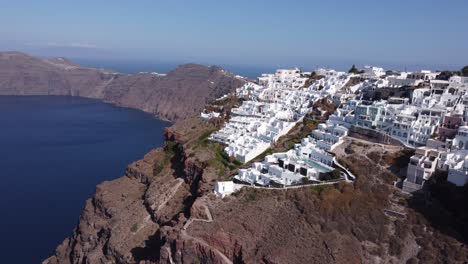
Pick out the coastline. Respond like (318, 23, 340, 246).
(0, 95, 171, 263)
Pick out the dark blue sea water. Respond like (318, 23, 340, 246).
(0, 96, 169, 263)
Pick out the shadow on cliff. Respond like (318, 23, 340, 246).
(131, 229, 163, 262)
(168, 141, 202, 219)
(406, 171, 468, 245)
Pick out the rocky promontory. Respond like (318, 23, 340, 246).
(0, 52, 246, 121)
(4, 51, 466, 263)
(44, 114, 468, 264)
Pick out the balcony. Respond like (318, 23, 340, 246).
(423, 160, 433, 169)
(410, 155, 422, 165)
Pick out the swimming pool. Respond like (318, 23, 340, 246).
(304, 159, 333, 172)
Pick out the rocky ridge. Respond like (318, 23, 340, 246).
(7, 52, 463, 263)
(45, 111, 468, 263)
(0, 52, 246, 121)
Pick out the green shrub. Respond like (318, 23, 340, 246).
(164, 141, 177, 156)
(462, 66, 468, 77)
(244, 191, 258, 202)
(348, 64, 360, 74)
(196, 130, 215, 146)
(153, 163, 164, 176)
(130, 223, 139, 233)
(310, 184, 329, 195)
(320, 169, 341, 181)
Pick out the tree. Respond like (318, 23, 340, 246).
(437, 71, 455, 80)
(331, 169, 341, 179)
(348, 64, 360, 74)
(320, 169, 341, 181)
(462, 66, 468, 77)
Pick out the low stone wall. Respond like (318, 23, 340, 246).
(348, 125, 405, 146)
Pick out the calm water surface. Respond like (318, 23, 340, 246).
(0, 96, 169, 263)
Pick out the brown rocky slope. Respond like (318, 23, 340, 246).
(12, 51, 463, 262)
(45, 111, 468, 263)
(0, 51, 246, 121)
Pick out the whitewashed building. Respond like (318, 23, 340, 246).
(446, 151, 468, 187)
(453, 126, 468, 150)
(214, 181, 237, 197)
(362, 66, 385, 79)
(403, 147, 441, 192)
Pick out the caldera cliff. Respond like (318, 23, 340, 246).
(0, 52, 246, 121)
(44, 113, 468, 264)
(2, 52, 466, 263)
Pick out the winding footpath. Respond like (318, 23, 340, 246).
(181, 197, 233, 264)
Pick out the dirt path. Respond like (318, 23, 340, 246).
(181, 197, 232, 264)
(156, 179, 184, 212)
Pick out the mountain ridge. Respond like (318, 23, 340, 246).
(0, 51, 246, 121)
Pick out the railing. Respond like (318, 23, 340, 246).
(332, 157, 356, 182)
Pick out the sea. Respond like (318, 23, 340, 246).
(72, 58, 279, 79)
(0, 96, 169, 263)
(0, 57, 459, 263)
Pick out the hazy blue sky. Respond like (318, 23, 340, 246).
(1, 0, 467, 71)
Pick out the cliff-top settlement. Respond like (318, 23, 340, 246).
(42, 59, 468, 263)
(202, 66, 468, 197)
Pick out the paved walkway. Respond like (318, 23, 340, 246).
(235, 178, 345, 191)
(333, 157, 356, 182)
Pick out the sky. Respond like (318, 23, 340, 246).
(0, 0, 467, 72)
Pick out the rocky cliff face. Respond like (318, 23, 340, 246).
(44, 117, 225, 264)
(0, 52, 246, 121)
(14, 50, 464, 263)
(45, 116, 468, 264)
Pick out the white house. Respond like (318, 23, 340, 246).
(200, 111, 220, 120)
(445, 150, 468, 187)
(387, 76, 422, 87)
(453, 126, 468, 150)
(403, 147, 441, 193)
(214, 181, 237, 198)
(362, 66, 385, 79)
(407, 70, 439, 81)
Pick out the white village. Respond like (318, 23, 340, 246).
(200, 66, 468, 198)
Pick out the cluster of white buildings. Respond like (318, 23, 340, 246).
(200, 111, 220, 120)
(234, 121, 348, 187)
(327, 69, 468, 191)
(403, 125, 468, 192)
(324, 73, 468, 149)
(208, 68, 350, 163)
(207, 65, 468, 197)
(377, 75, 467, 191)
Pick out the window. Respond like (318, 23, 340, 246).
(415, 176, 423, 185)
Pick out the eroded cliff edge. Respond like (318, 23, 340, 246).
(9, 51, 464, 263)
(45, 112, 468, 264)
(44, 117, 229, 263)
(0, 52, 246, 121)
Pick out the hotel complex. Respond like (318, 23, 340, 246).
(202, 67, 468, 196)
